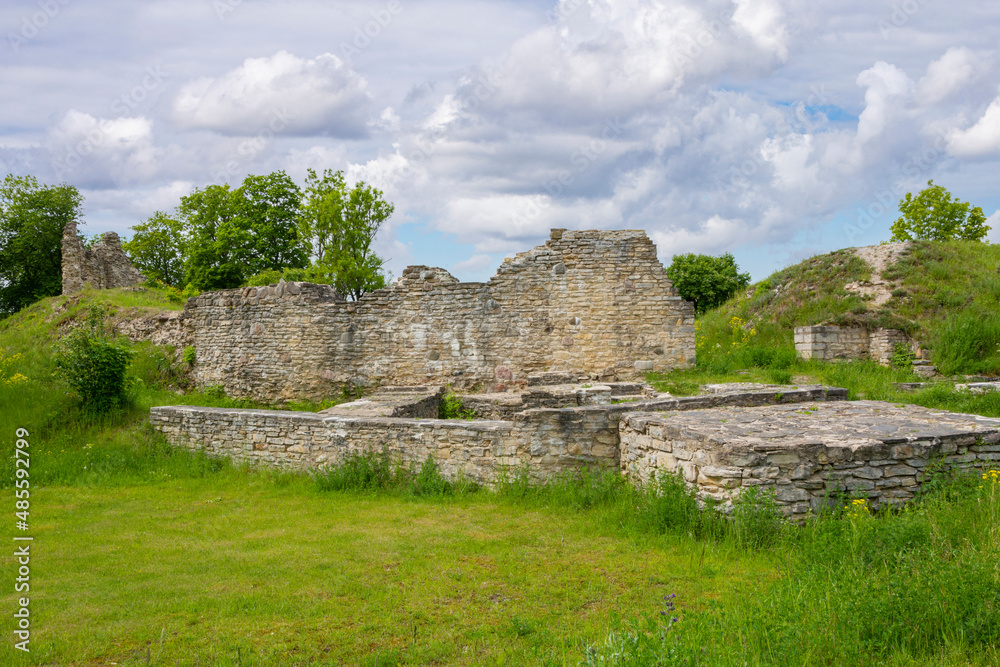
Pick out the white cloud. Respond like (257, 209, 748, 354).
(136, 181, 195, 213)
(855, 62, 912, 144)
(732, 0, 789, 61)
(947, 94, 1000, 157)
(917, 47, 980, 106)
(47, 110, 157, 186)
(173, 51, 371, 137)
(450, 253, 496, 279)
(987, 210, 1000, 244)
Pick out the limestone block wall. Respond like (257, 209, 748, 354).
(150, 406, 515, 484)
(795, 325, 914, 365)
(150, 386, 846, 488)
(149, 406, 620, 485)
(620, 402, 1000, 517)
(794, 325, 869, 360)
(61, 222, 144, 293)
(185, 229, 696, 402)
(868, 328, 916, 364)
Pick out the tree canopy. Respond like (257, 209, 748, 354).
(125, 169, 393, 298)
(665, 252, 751, 315)
(300, 168, 393, 300)
(121, 211, 186, 286)
(0, 174, 83, 316)
(889, 180, 990, 243)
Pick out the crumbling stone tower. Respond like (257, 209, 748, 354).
(61, 222, 145, 294)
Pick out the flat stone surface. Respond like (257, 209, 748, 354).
(624, 401, 1000, 450)
(319, 386, 445, 419)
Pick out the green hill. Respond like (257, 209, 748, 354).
(694, 240, 1000, 377)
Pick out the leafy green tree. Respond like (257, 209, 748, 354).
(179, 172, 309, 290)
(889, 180, 989, 242)
(665, 252, 751, 314)
(230, 171, 308, 275)
(123, 211, 186, 286)
(298, 168, 346, 261)
(0, 174, 84, 316)
(298, 168, 393, 300)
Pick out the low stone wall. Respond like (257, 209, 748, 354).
(151, 385, 847, 486)
(620, 401, 1000, 517)
(795, 325, 917, 366)
(150, 406, 516, 485)
(794, 325, 869, 361)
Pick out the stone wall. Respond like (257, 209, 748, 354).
(150, 406, 515, 485)
(794, 325, 869, 361)
(115, 310, 191, 349)
(794, 325, 916, 365)
(620, 401, 1000, 517)
(149, 405, 624, 485)
(151, 385, 846, 486)
(185, 229, 696, 402)
(62, 222, 145, 293)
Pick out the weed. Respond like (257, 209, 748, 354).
(439, 390, 477, 419)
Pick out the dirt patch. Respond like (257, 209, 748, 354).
(844, 243, 909, 308)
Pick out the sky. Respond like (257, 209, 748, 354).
(2, 0, 1000, 282)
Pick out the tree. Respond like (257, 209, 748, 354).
(0, 174, 84, 316)
(122, 211, 186, 286)
(179, 172, 309, 290)
(298, 169, 393, 300)
(665, 252, 751, 314)
(889, 180, 989, 242)
(230, 171, 309, 275)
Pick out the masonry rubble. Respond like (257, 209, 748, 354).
(61, 222, 145, 293)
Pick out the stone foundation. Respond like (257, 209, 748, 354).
(620, 401, 1000, 517)
(794, 325, 921, 365)
(151, 385, 847, 487)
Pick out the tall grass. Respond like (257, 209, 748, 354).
(932, 310, 1000, 376)
(313, 449, 480, 497)
(583, 469, 1000, 666)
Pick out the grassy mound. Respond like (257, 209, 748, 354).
(692, 240, 1000, 378)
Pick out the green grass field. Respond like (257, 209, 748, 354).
(0, 472, 770, 666)
(1, 268, 999, 665)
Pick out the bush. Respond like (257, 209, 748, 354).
(53, 306, 135, 413)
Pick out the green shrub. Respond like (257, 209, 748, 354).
(182, 345, 196, 366)
(439, 391, 476, 419)
(53, 306, 135, 413)
(411, 455, 451, 496)
(889, 342, 916, 370)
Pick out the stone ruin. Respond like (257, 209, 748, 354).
(794, 325, 937, 378)
(184, 229, 696, 400)
(134, 228, 1000, 517)
(62, 222, 145, 294)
